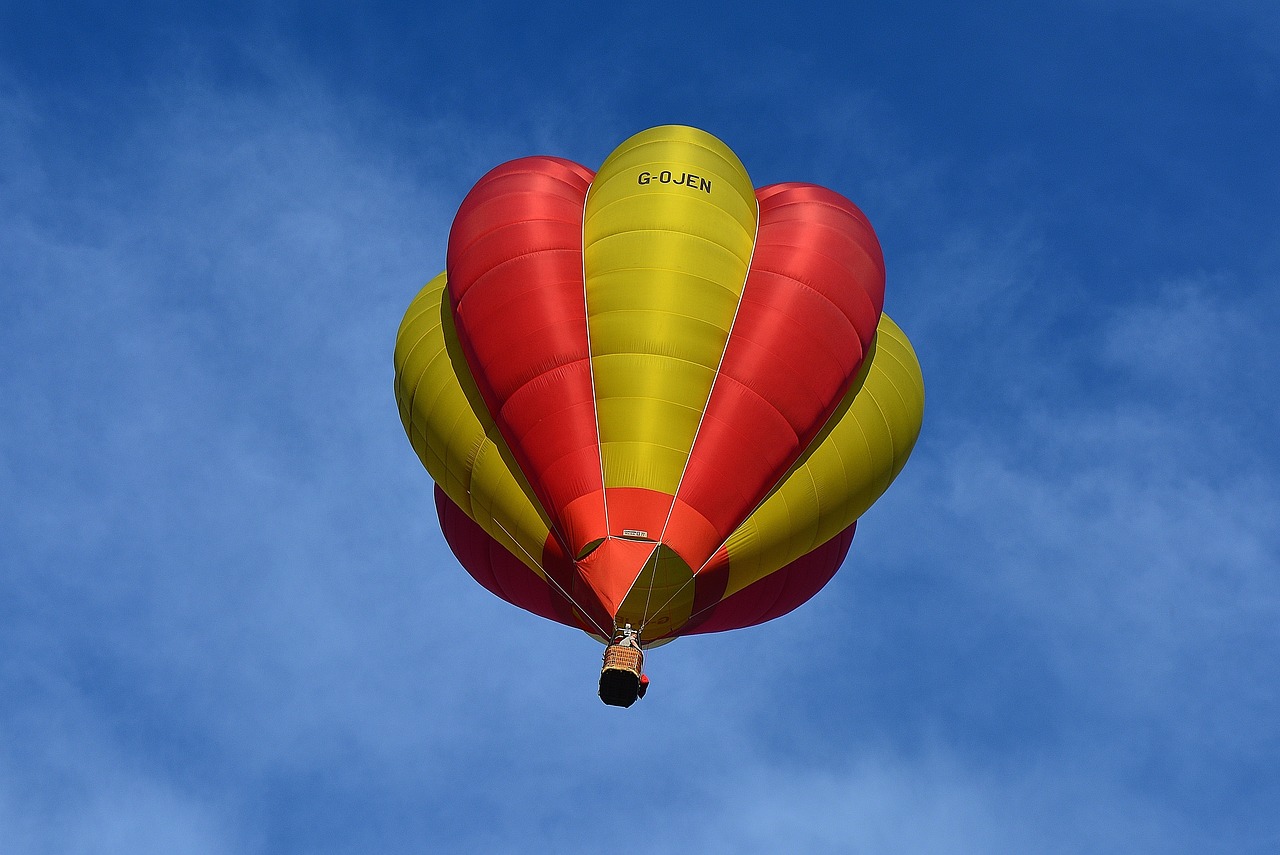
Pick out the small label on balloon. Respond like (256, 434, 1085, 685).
(636, 170, 712, 193)
(622, 529, 650, 539)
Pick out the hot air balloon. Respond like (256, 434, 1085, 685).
(393, 126, 923, 706)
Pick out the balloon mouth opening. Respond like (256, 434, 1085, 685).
(575, 538, 605, 560)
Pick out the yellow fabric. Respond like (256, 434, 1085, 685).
(718, 313, 925, 595)
(583, 125, 760, 493)
(393, 273, 555, 575)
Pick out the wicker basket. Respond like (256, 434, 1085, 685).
(599, 643, 644, 707)
(602, 644, 644, 674)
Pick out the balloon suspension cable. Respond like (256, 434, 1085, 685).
(490, 517, 611, 640)
(633, 540, 664, 636)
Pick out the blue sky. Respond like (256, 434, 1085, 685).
(2, 2, 1277, 852)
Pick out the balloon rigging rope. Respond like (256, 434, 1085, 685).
(490, 515, 612, 640)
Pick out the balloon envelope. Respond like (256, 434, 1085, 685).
(394, 126, 923, 643)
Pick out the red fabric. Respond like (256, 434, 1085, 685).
(665, 184, 885, 567)
(445, 158, 607, 557)
(572, 537, 659, 619)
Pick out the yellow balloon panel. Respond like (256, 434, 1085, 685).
(587, 309, 728, 372)
(584, 126, 759, 497)
(590, 350, 715, 405)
